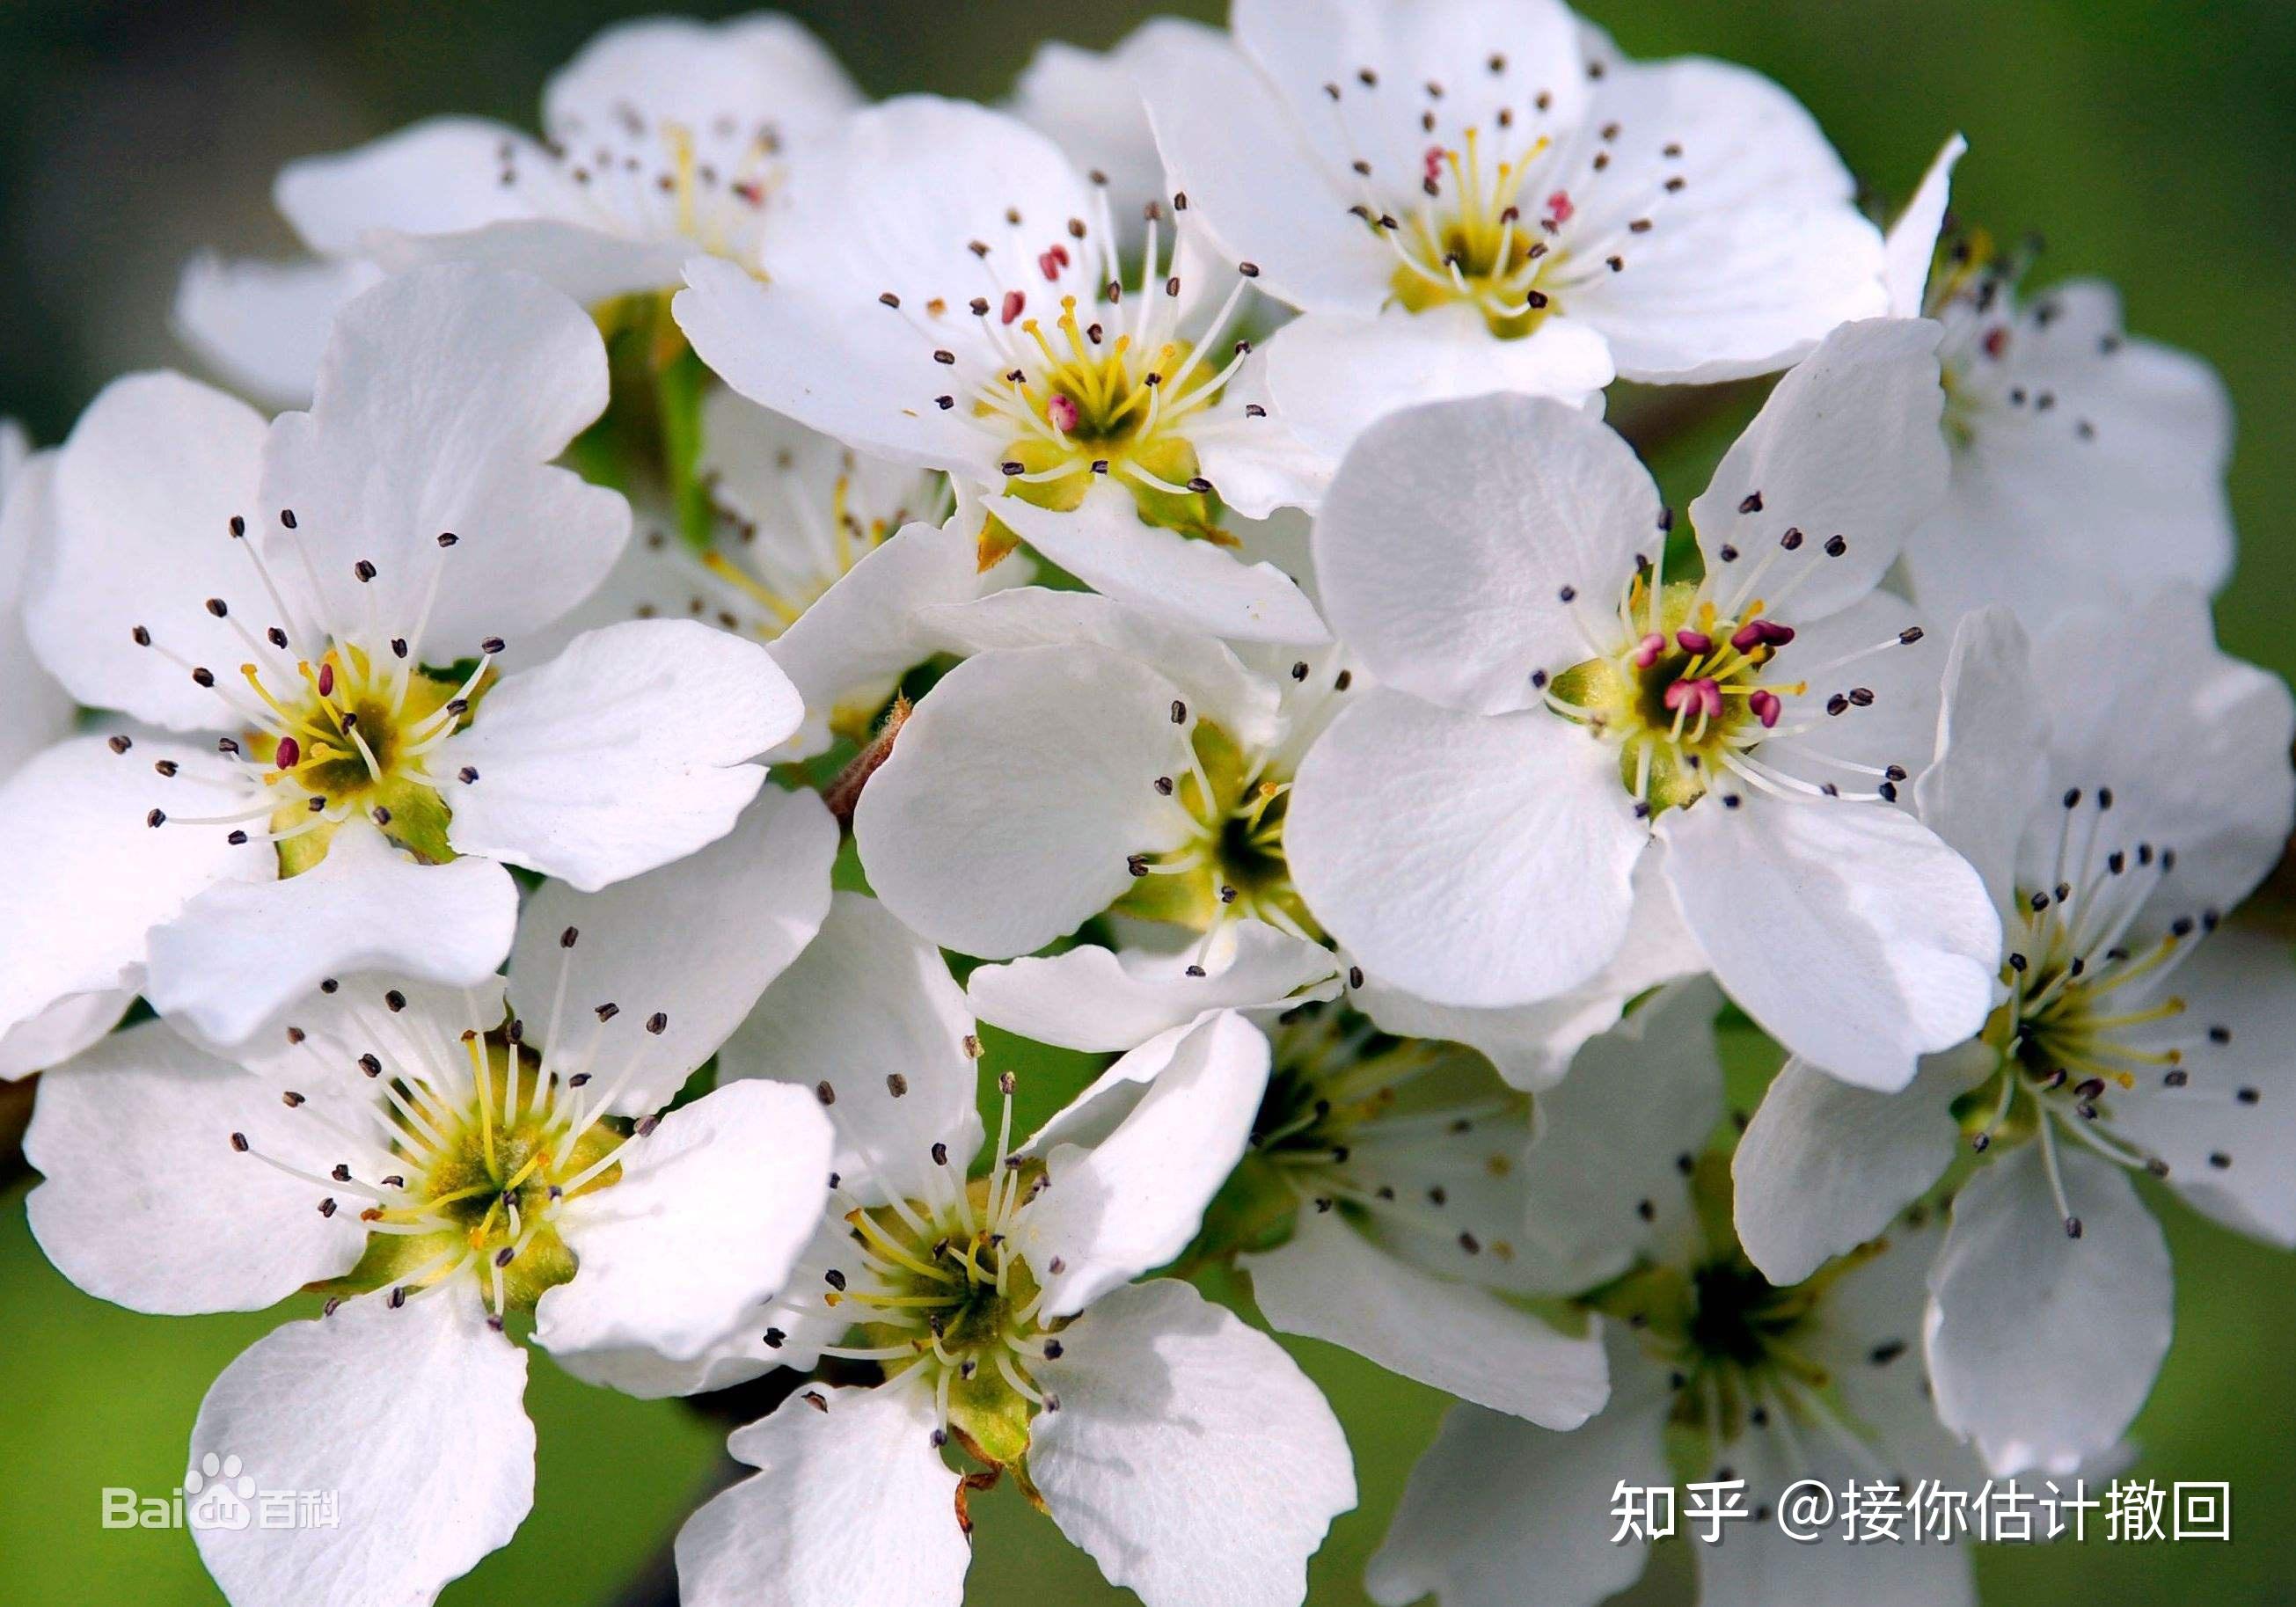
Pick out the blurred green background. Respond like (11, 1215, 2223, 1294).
(3, 1, 2292, 1603)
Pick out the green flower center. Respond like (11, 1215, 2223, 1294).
(1117, 718, 1320, 939)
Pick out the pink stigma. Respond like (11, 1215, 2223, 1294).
(1047, 393, 1080, 433)
(1982, 326, 2009, 360)
(1730, 618, 1795, 654)
(1423, 146, 1446, 185)
(1674, 628, 1713, 654)
(1662, 677, 1722, 718)
(1749, 690, 1782, 728)
(1545, 190, 1574, 225)
(1633, 632, 1665, 668)
(1002, 290, 1026, 325)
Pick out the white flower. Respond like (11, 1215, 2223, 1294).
(673, 96, 1331, 643)
(542, 390, 1013, 760)
(173, 254, 382, 411)
(666, 894, 1356, 1607)
(1368, 1012, 1982, 1607)
(1130, 0, 1887, 458)
(0, 265, 801, 1049)
(22, 789, 840, 1607)
(1230, 980, 1729, 1426)
(1734, 596, 2296, 1475)
(271, 15, 857, 306)
(853, 586, 1342, 961)
(1009, 22, 1210, 261)
(1291, 318, 2000, 1091)
(1885, 136, 2235, 631)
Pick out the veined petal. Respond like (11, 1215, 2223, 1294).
(1915, 606, 2045, 916)
(1884, 135, 1965, 318)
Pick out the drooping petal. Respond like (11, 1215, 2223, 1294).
(1365, 1345, 1672, 1607)
(275, 118, 568, 255)
(1883, 135, 1965, 318)
(259, 264, 629, 657)
(506, 785, 835, 1115)
(171, 254, 381, 410)
(1689, 318, 1949, 624)
(1289, 690, 1646, 1008)
(2105, 931, 2296, 1247)
(1268, 306, 1615, 465)
(1348, 850, 1704, 1092)
(988, 483, 1329, 646)
(676, 1381, 969, 1607)
(1926, 1140, 2173, 1476)
(853, 644, 1196, 959)
(1245, 1205, 1608, 1426)
(189, 1289, 534, 1607)
(29, 371, 268, 731)
(1734, 1044, 1993, 1287)
(718, 892, 984, 1203)
(143, 819, 517, 1049)
(537, 1079, 834, 1371)
(437, 617, 793, 891)
(0, 987, 133, 1082)
(1659, 793, 1999, 1092)
(1554, 57, 1886, 383)
(1021, 1012, 1269, 1318)
(1914, 606, 2044, 916)
(969, 924, 1340, 1052)
(1313, 391, 1653, 714)
(0, 736, 270, 1045)
(1031, 1278, 1356, 1607)
(25, 1019, 363, 1313)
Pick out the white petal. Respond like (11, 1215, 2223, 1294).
(1289, 690, 1646, 1007)
(190, 1290, 533, 1607)
(1011, 28, 1187, 234)
(918, 584, 1283, 747)
(144, 819, 516, 1048)
(1349, 851, 1704, 1092)
(677, 1381, 969, 1607)
(1516, 977, 1726, 1285)
(1021, 1012, 1269, 1318)
(1734, 1044, 1993, 1286)
(1187, 356, 1336, 522)
(1689, 318, 1949, 622)
(0, 736, 268, 1043)
(372, 221, 691, 309)
(988, 483, 1330, 646)
(2029, 587, 2294, 917)
(543, 15, 859, 151)
(439, 617, 793, 890)
(537, 1079, 833, 1370)
(276, 117, 562, 255)
(1130, 21, 1390, 316)
(1884, 135, 1965, 318)
(172, 254, 380, 410)
(1245, 1205, 1607, 1426)
(1926, 1140, 2173, 1475)
(25, 1019, 362, 1312)
(30, 371, 267, 730)
(1914, 606, 2044, 914)
(853, 644, 1192, 958)
(969, 925, 1340, 1052)
(0, 450, 77, 778)
(1313, 391, 1653, 713)
(1268, 307, 1615, 465)
(1032, 1278, 1355, 1607)
(260, 264, 628, 657)
(2106, 931, 2296, 1246)
(1365, 1350, 1672, 1607)
(507, 786, 835, 1115)
(0, 987, 133, 1082)
(718, 892, 985, 1203)
(1557, 58, 1885, 383)
(766, 520, 995, 761)
(1659, 794, 1999, 1092)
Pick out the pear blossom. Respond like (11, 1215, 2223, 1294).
(1884, 138, 2236, 631)
(0, 265, 800, 1050)
(1733, 597, 2296, 1475)
(1131, 0, 1888, 458)
(1368, 1006, 1982, 1607)
(173, 254, 382, 410)
(1292, 318, 2001, 1091)
(23, 789, 840, 1607)
(267, 15, 857, 307)
(674, 95, 1332, 643)
(853, 586, 1344, 961)
(1010, 22, 1211, 261)
(665, 894, 1356, 1607)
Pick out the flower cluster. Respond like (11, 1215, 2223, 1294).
(7, 6, 2286, 1607)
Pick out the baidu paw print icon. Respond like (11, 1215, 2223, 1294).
(185, 1452, 255, 1531)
